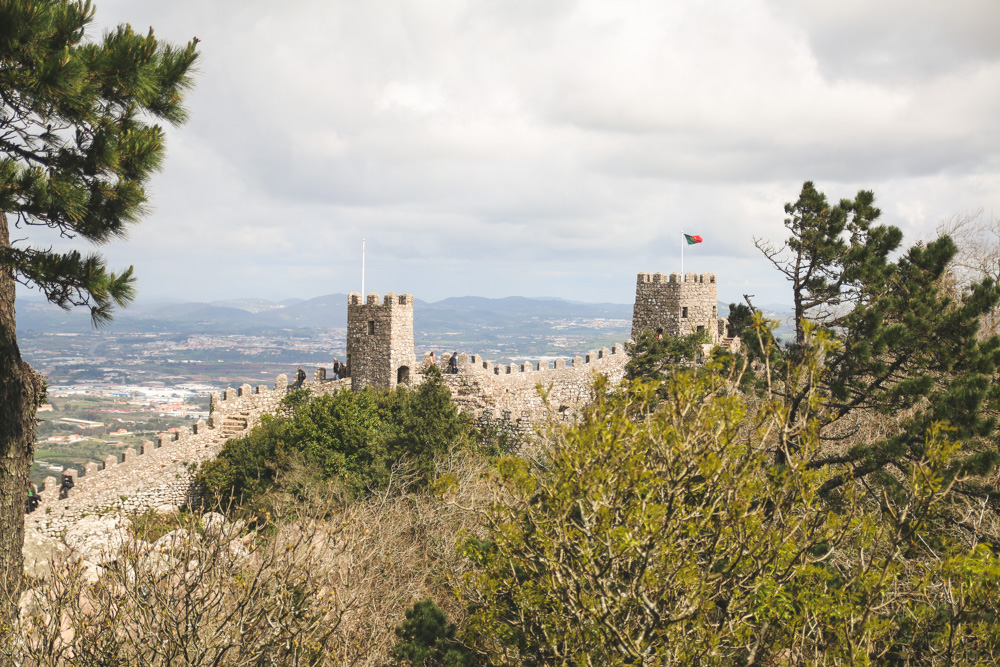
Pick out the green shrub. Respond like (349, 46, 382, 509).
(197, 376, 472, 511)
(387, 366, 471, 484)
(393, 600, 474, 666)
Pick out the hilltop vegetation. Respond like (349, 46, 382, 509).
(11, 325, 1000, 664)
(9, 183, 1000, 665)
(197, 365, 476, 508)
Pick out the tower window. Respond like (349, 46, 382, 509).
(682, 307, 688, 318)
(368, 321, 375, 335)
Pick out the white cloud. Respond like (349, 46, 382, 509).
(21, 0, 995, 308)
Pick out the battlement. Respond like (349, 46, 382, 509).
(348, 292, 413, 307)
(636, 272, 716, 285)
(29, 374, 295, 536)
(428, 343, 630, 427)
(427, 345, 626, 377)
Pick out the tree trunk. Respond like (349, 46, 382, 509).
(0, 212, 44, 625)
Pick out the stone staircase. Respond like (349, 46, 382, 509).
(220, 412, 250, 438)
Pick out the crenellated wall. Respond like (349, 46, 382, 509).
(28, 374, 295, 537)
(426, 345, 630, 426)
(29, 271, 730, 535)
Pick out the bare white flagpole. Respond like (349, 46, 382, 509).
(361, 239, 366, 297)
(680, 231, 684, 276)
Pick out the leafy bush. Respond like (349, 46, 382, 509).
(197, 372, 471, 511)
(459, 335, 1000, 665)
(393, 600, 474, 666)
(624, 329, 710, 382)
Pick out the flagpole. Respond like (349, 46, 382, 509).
(680, 231, 684, 276)
(361, 239, 366, 297)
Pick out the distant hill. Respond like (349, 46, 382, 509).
(17, 293, 634, 335)
(17, 293, 795, 340)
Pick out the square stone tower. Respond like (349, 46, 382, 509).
(632, 272, 721, 343)
(346, 292, 416, 391)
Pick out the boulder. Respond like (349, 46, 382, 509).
(228, 538, 251, 561)
(76, 559, 104, 585)
(19, 587, 46, 620)
(139, 550, 180, 579)
(200, 512, 226, 538)
(152, 528, 196, 555)
(64, 514, 132, 565)
(22, 524, 68, 578)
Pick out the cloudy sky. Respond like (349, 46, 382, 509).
(26, 0, 1000, 307)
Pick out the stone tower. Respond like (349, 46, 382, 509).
(346, 292, 416, 391)
(631, 272, 721, 344)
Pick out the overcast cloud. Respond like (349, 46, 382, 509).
(23, 0, 1000, 308)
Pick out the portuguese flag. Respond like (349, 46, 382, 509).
(684, 233, 703, 245)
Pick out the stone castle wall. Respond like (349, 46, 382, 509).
(632, 272, 723, 343)
(346, 292, 416, 392)
(429, 345, 630, 427)
(31, 271, 730, 536)
(28, 375, 297, 537)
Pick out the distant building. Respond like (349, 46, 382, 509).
(47, 434, 85, 444)
(55, 418, 105, 428)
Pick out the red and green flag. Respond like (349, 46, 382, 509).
(684, 234, 703, 245)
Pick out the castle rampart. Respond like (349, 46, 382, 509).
(29, 270, 730, 536)
(28, 374, 298, 537)
(426, 344, 629, 427)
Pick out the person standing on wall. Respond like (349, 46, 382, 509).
(293, 367, 306, 389)
(332, 358, 342, 380)
(25, 481, 39, 514)
(58, 471, 74, 500)
(450, 352, 459, 374)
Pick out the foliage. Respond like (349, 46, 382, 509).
(0, 0, 198, 625)
(129, 507, 194, 542)
(625, 329, 710, 381)
(197, 376, 472, 511)
(393, 599, 475, 667)
(387, 365, 472, 481)
(6, 459, 490, 666)
(753, 182, 1000, 505)
(0, 0, 199, 322)
(937, 210, 1000, 338)
(459, 339, 1000, 665)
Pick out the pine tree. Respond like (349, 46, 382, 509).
(0, 0, 198, 618)
(755, 182, 1000, 512)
